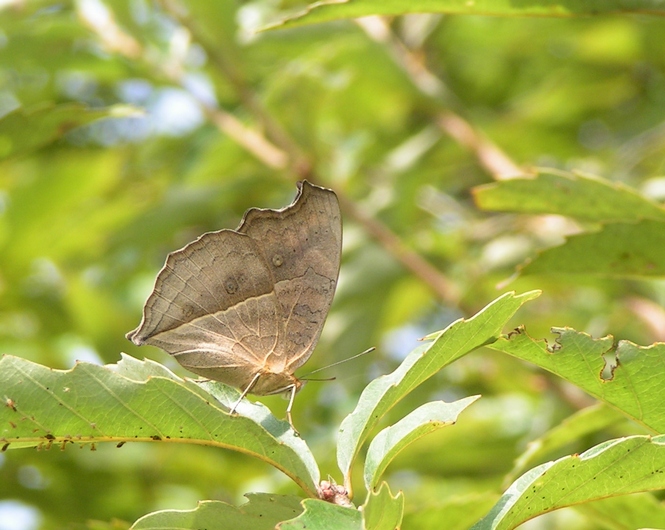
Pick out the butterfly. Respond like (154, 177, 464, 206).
(127, 181, 341, 430)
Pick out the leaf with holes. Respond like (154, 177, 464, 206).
(489, 327, 665, 432)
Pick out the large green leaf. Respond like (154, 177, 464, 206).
(131, 494, 304, 530)
(364, 396, 480, 490)
(490, 327, 665, 432)
(403, 494, 499, 530)
(504, 403, 627, 485)
(520, 220, 665, 277)
(473, 170, 665, 222)
(337, 291, 540, 493)
(575, 493, 665, 529)
(472, 435, 665, 530)
(267, 1, 665, 30)
(0, 354, 320, 495)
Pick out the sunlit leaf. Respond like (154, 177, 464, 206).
(472, 435, 665, 530)
(490, 327, 665, 432)
(473, 170, 665, 222)
(0, 355, 319, 495)
(364, 396, 480, 490)
(520, 220, 665, 277)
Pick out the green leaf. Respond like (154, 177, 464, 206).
(471, 435, 665, 530)
(266, 1, 665, 30)
(505, 403, 627, 486)
(473, 170, 665, 222)
(337, 291, 540, 493)
(575, 493, 665, 529)
(0, 104, 140, 159)
(195, 379, 322, 483)
(489, 327, 665, 432)
(364, 396, 480, 490)
(403, 494, 499, 530)
(361, 482, 404, 530)
(277, 499, 362, 529)
(520, 220, 665, 277)
(111, 353, 185, 381)
(0, 355, 320, 495)
(130, 494, 303, 530)
(115, 361, 322, 481)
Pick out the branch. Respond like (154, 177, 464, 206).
(158, 0, 311, 174)
(201, 104, 289, 170)
(356, 16, 525, 180)
(337, 193, 460, 304)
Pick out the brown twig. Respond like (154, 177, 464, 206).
(436, 112, 526, 179)
(357, 16, 524, 180)
(202, 104, 289, 170)
(77, 4, 289, 171)
(158, 0, 311, 175)
(337, 193, 460, 304)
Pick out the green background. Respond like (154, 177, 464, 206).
(1, 1, 665, 528)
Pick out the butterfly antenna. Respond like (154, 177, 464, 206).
(301, 347, 375, 378)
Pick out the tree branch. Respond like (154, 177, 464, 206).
(356, 16, 525, 180)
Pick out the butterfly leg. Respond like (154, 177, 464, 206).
(285, 384, 300, 436)
(230, 372, 261, 415)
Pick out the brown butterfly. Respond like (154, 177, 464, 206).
(127, 181, 342, 430)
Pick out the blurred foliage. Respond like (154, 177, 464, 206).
(1, 1, 665, 529)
